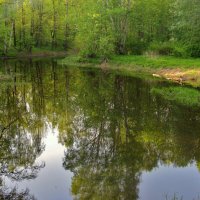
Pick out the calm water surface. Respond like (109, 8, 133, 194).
(0, 59, 200, 200)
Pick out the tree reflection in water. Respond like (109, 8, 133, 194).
(0, 60, 46, 199)
(0, 184, 37, 200)
(0, 59, 200, 199)
(61, 70, 200, 199)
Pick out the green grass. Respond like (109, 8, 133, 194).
(60, 54, 200, 69)
(151, 86, 200, 107)
(110, 55, 200, 69)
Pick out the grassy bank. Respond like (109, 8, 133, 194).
(60, 55, 200, 68)
(110, 55, 200, 69)
(59, 55, 200, 87)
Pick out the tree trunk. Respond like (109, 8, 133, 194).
(51, 0, 57, 49)
(13, 20, 16, 47)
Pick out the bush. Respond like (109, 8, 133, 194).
(148, 42, 173, 55)
(172, 44, 188, 57)
(148, 41, 188, 57)
(187, 43, 200, 58)
(130, 41, 147, 55)
(97, 35, 115, 60)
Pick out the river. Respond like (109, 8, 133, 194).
(0, 58, 200, 200)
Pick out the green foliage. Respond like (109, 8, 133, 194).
(0, 0, 199, 58)
(0, 0, 71, 55)
(148, 41, 189, 57)
(130, 40, 147, 55)
(97, 35, 115, 60)
(173, 0, 200, 57)
(172, 43, 188, 58)
(187, 43, 200, 58)
(148, 42, 174, 56)
(72, 1, 116, 59)
(79, 31, 114, 60)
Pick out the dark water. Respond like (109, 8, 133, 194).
(0, 59, 200, 200)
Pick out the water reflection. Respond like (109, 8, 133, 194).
(0, 59, 200, 199)
(5, 126, 73, 200)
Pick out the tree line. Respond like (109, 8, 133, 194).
(0, 0, 199, 58)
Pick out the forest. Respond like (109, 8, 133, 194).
(0, 0, 199, 59)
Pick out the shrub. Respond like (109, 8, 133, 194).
(148, 41, 173, 56)
(187, 43, 200, 58)
(172, 44, 188, 57)
(130, 41, 147, 55)
(148, 41, 189, 57)
(97, 35, 115, 60)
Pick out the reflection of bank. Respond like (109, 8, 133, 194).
(2, 126, 73, 200)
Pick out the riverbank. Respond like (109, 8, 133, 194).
(59, 55, 200, 87)
(0, 48, 67, 59)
